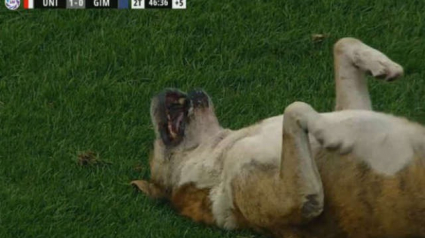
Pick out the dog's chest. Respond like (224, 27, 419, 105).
(177, 148, 223, 188)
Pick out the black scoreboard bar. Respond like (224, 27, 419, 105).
(33, 0, 118, 8)
(23, 0, 186, 9)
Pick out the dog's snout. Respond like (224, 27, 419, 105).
(188, 90, 210, 108)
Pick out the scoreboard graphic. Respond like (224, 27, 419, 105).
(6, 0, 185, 9)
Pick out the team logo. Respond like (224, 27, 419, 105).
(5, 0, 20, 10)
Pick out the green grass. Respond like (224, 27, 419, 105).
(0, 0, 424, 237)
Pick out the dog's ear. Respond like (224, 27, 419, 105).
(131, 180, 168, 199)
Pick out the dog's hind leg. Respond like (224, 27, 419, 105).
(333, 38, 404, 111)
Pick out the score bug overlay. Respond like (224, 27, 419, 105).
(19, 0, 185, 9)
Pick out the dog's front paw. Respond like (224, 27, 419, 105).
(310, 120, 355, 154)
(353, 45, 404, 81)
(365, 56, 403, 81)
(335, 38, 404, 82)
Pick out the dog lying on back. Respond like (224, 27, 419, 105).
(132, 38, 425, 238)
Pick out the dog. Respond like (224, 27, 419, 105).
(132, 37, 425, 238)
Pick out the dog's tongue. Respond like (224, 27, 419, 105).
(168, 113, 184, 138)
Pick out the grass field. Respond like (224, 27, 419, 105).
(0, 0, 424, 237)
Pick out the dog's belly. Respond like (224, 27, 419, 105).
(307, 150, 425, 238)
(295, 111, 425, 237)
(226, 111, 425, 237)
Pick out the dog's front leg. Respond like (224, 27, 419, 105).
(280, 102, 325, 222)
(333, 37, 403, 111)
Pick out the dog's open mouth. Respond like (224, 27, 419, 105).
(166, 98, 187, 139)
(155, 89, 211, 146)
(160, 90, 190, 145)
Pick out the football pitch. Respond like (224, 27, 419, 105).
(0, 0, 424, 237)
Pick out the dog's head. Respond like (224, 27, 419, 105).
(150, 88, 221, 148)
(132, 89, 221, 199)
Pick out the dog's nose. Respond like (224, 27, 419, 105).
(188, 90, 209, 108)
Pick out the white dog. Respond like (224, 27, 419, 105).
(133, 38, 425, 238)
